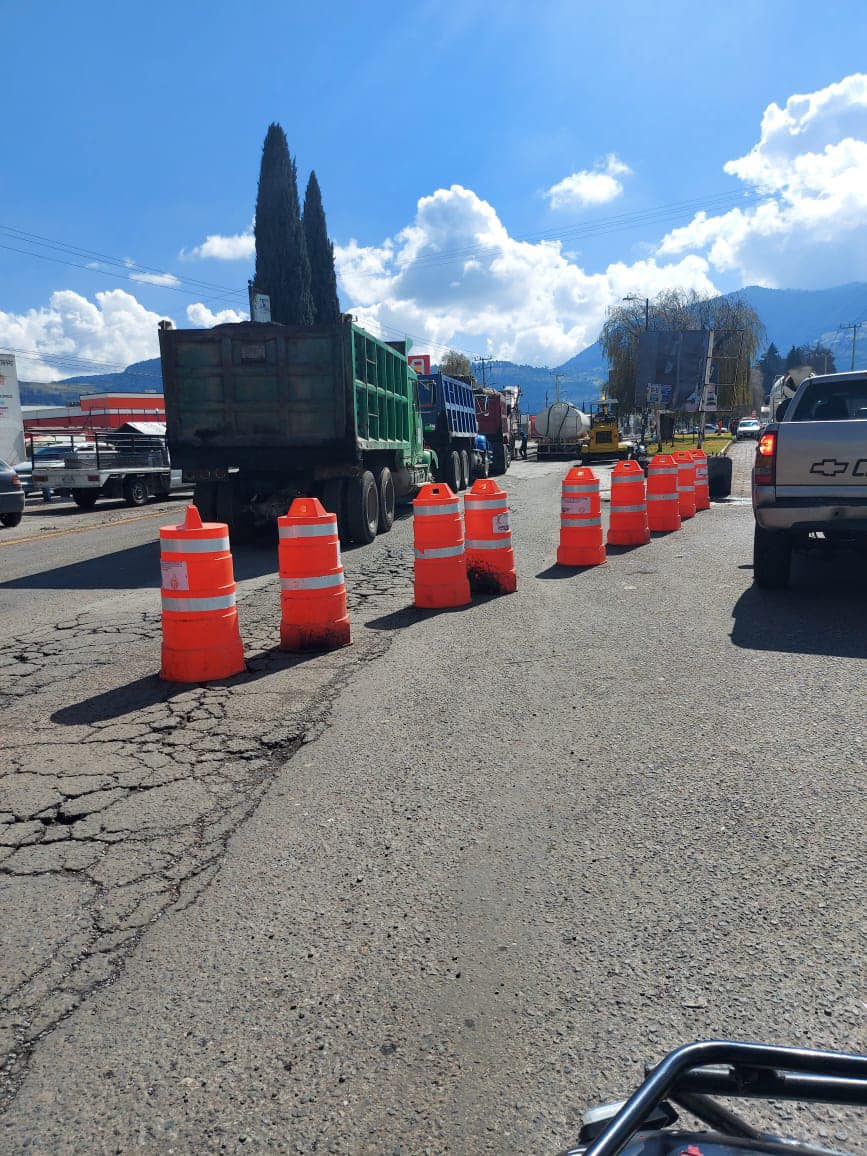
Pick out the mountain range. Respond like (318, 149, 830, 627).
(19, 282, 867, 414)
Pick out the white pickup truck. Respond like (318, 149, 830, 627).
(32, 423, 180, 510)
(752, 370, 867, 587)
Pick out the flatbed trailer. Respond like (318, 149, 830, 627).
(32, 424, 176, 509)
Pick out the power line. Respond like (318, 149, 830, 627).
(0, 224, 249, 302)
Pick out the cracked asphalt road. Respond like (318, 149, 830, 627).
(1, 452, 865, 1153)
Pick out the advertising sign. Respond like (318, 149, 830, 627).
(636, 330, 714, 412)
(408, 354, 431, 376)
(0, 354, 25, 465)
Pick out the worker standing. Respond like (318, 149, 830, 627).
(520, 427, 528, 460)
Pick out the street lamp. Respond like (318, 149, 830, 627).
(623, 295, 649, 331)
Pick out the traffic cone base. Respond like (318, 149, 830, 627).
(464, 478, 517, 595)
(557, 467, 606, 567)
(646, 454, 681, 532)
(607, 459, 650, 547)
(160, 504, 245, 683)
(278, 497, 351, 652)
(413, 484, 471, 608)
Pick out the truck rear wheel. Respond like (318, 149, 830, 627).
(123, 478, 149, 507)
(492, 443, 507, 475)
(444, 450, 461, 493)
(321, 478, 348, 541)
(753, 525, 792, 589)
(193, 481, 218, 522)
(459, 450, 470, 491)
(72, 490, 98, 510)
(216, 482, 255, 542)
(376, 466, 395, 533)
(346, 470, 378, 545)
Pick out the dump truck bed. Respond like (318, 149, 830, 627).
(159, 318, 416, 472)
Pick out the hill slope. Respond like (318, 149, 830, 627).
(18, 283, 867, 411)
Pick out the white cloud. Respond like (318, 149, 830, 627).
(335, 184, 716, 367)
(186, 303, 248, 327)
(657, 73, 867, 286)
(0, 289, 170, 381)
(130, 271, 181, 288)
(185, 227, 255, 261)
(545, 154, 632, 209)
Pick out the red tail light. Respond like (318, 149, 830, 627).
(10, 472, 22, 489)
(754, 431, 777, 486)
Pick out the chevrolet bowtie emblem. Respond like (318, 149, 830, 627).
(810, 459, 849, 476)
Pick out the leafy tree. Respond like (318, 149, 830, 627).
(757, 342, 785, 395)
(784, 344, 805, 371)
(441, 350, 472, 378)
(302, 171, 340, 324)
(254, 123, 313, 326)
(801, 341, 836, 375)
(600, 289, 765, 411)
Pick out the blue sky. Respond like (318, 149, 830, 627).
(3, 0, 867, 377)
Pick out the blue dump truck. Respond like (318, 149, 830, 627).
(417, 372, 491, 491)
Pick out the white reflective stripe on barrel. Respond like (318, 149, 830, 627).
(610, 503, 646, 513)
(280, 571, 345, 591)
(646, 493, 678, 502)
(279, 522, 337, 539)
(562, 484, 597, 494)
(414, 543, 465, 559)
(611, 475, 643, 483)
(561, 515, 602, 527)
(161, 536, 230, 554)
(464, 498, 506, 510)
(465, 537, 511, 550)
(678, 485, 695, 492)
(414, 502, 461, 516)
(161, 592, 236, 613)
(649, 466, 677, 475)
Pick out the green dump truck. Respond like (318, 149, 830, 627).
(158, 317, 434, 542)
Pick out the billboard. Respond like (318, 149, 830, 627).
(636, 330, 714, 412)
(408, 354, 431, 376)
(0, 354, 24, 465)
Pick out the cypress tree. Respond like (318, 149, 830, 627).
(302, 171, 340, 324)
(254, 123, 313, 326)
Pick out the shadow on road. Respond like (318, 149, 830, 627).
(1, 540, 278, 592)
(51, 646, 322, 725)
(365, 599, 481, 631)
(731, 550, 867, 659)
(536, 563, 596, 579)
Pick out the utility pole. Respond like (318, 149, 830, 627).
(476, 356, 493, 388)
(839, 322, 863, 371)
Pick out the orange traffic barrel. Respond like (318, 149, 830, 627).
(160, 504, 245, 682)
(556, 467, 605, 567)
(607, 460, 650, 547)
(646, 454, 681, 532)
(691, 448, 710, 511)
(673, 450, 696, 520)
(464, 478, 517, 594)
(412, 483, 471, 608)
(278, 497, 351, 652)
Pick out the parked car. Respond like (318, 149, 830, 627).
(0, 459, 25, 527)
(12, 444, 71, 497)
(704, 423, 719, 434)
(736, 418, 761, 440)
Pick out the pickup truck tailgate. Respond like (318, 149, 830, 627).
(776, 420, 867, 496)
